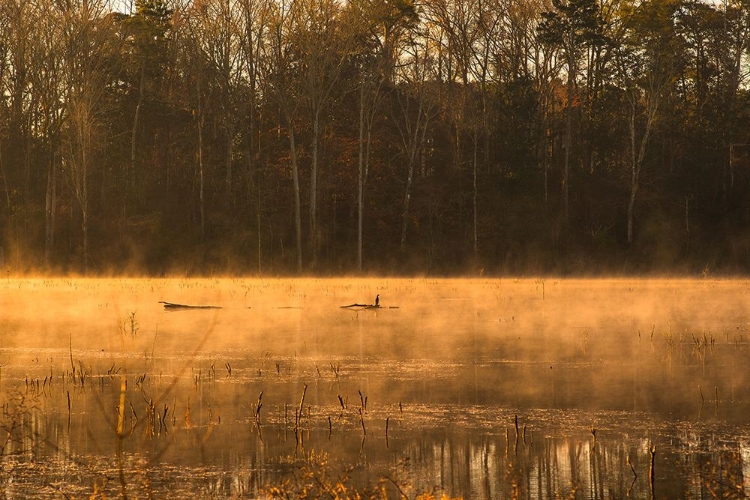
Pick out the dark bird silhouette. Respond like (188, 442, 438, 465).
(375, 294, 380, 306)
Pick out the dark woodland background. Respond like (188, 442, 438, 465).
(1, 0, 750, 276)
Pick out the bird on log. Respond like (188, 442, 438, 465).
(340, 294, 397, 309)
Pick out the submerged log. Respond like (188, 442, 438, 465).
(159, 301, 222, 310)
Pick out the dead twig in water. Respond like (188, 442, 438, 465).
(254, 391, 263, 425)
(359, 407, 366, 436)
(649, 445, 656, 498)
(295, 385, 308, 448)
(358, 390, 367, 412)
(627, 456, 637, 479)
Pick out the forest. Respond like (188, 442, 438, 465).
(0, 0, 749, 276)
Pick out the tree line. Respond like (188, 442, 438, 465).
(1, 0, 749, 276)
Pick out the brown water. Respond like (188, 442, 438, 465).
(1, 277, 749, 498)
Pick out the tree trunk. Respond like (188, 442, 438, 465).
(627, 165, 638, 246)
(472, 128, 478, 261)
(0, 135, 10, 210)
(82, 207, 89, 273)
(310, 109, 320, 264)
(130, 61, 145, 207)
(225, 120, 234, 203)
(684, 195, 690, 254)
(563, 52, 575, 223)
(257, 179, 262, 273)
(398, 92, 432, 252)
(400, 150, 416, 251)
(627, 102, 639, 246)
(627, 89, 658, 245)
(357, 84, 365, 272)
(44, 143, 57, 268)
(198, 114, 205, 241)
(81, 145, 89, 273)
(288, 123, 303, 273)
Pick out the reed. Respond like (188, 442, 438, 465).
(255, 391, 263, 425)
(151, 326, 158, 361)
(295, 385, 308, 448)
(158, 404, 168, 434)
(358, 390, 367, 412)
(185, 399, 192, 429)
(69, 333, 76, 385)
(123, 312, 139, 337)
(590, 426, 597, 447)
(358, 407, 366, 436)
(129, 401, 138, 432)
(385, 417, 390, 449)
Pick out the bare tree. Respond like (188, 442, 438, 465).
(0, 4, 9, 215)
(122, 0, 172, 208)
(615, 0, 675, 245)
(390, 30, 440, 251)
(189, 0, 245, 204)
(538, 0, 605, 222)
(30, 1, 67, 267)
(426, 0, 500, 261)
(0, 0, 36, 245)
(60, 0, 116, 272)
(263, 0, 304, 272)
(237, 0, 270, 272)
(178, 2, 209, 240)
(349, 0, 417, 269)
(291, 0, 353, 265)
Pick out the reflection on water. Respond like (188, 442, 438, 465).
(2, 278, 750, 498)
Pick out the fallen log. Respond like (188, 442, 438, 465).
(159, 301, 222, 310)
(340, 303, 399, 309)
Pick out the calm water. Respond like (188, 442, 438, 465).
(1, 277, 750, 498)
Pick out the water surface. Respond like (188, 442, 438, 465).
(1, 278, 749, 498)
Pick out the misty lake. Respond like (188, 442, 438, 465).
(1, 277, 750, 498)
